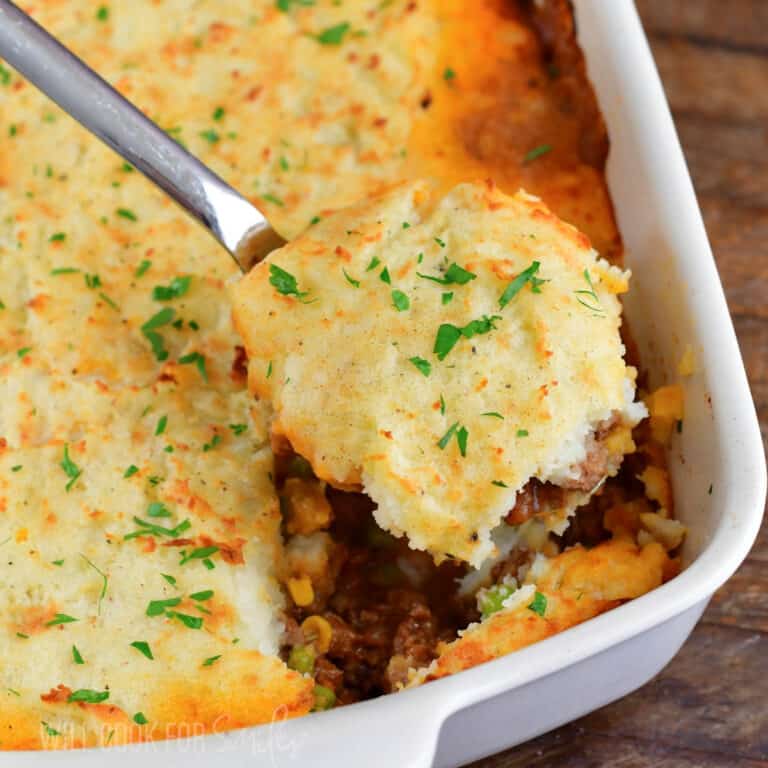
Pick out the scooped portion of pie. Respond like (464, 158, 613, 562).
(232, 179, 646, 566)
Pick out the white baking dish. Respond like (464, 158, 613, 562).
(8, 1, 765, 765)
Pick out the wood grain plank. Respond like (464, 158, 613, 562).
(704, 560, 768, 632)
(636, 0, 768, 54)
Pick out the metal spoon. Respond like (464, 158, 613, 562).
(0, 0, 285, 271)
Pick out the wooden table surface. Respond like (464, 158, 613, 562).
(473, 2, 768, 766)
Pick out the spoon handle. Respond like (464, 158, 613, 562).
(0, 0, 283, 270)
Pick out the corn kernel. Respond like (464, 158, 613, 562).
(301, 615, 333, 654)
(287, 576, 314, 607)
(646, 384, 684, 444)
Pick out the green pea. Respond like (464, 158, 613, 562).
(312, 684, 336, 711)
(288, 645, 315, 675)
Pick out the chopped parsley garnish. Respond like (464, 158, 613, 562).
(123, 465, 139, 478)
(379, 266, 391, 285)
(269, 264, 310, 300)
(116, 208, 138, 221)
(98, 292, 120, 312)
(229, 424, 248, 435)
(46, 613, 78, 627)
(409, 356, 431, 377)
(434, 237, 446, 248)
(50, 267, 80, 275)
(479, 583, 516, 619)
(499, 261, 541, 309)
(0, 64, 11, 86)
(437, 422, 468, 456)
(456, 426, 468, 457)
(482, 412, 504, 419)
(366, 256, 381, 272)
(202, 655, 222, 667)
(130, 640, 154, 660)
(276, 0, 315, 10)
(433, 315, 501, 360)
(167, 611, 203, 629)
(84, 274, 101, 290)
(523, 144, 552, 164)
(190, 589, 214, 601)
(135, 259, 152, 278)
(133, 712, 148, 725)
(179, 546, 219, 566)
(161, 573, 177, 587)
(279, 156, 290, 171)
(443, 67, 456, 81)
(141, 307, 176, 361)
(491, 480, 508, 488)
(391, 290, 410, 311)
(439, 394, 446, 415)
(441, 292, 453, 305)
(42, 722, 61, 737)
(212, 106, 225, 122)
(124, 517, 191, 541)
(574, 269, 605, 316)
(60, 444, 82, 492)
(517, 429, 529, 437)
(146, 597, 182, 617)
(402, 222, 410, 229)
(437, 422, 459, 450)
(68, 689, 109, 704)
(199, 129, 220, 144)
(96, 6, 109, 21)
(121, 162, 134, 172)
(203, 434, 221, 452)
(80, 554, 108, 614)
(52, 560, 64, 567)
(49, 232, 66, 243)
(155, 415, 167, 436)
(16, 632, 29, 639)
(315, 22, 350, 45)
(528, 591, 547, 616)
(11, 465, 22, 472)
(343, 269, 360, 288)
(17, 347, 32, 359)
(152, 276, 191, 301)
(147, 502, 171, 518)
(417, 262, 476, 286)
(178, 351, 208, 381)
(262, 193, 284, 207)
(266, 361, 273, 378)
(309, 215, 321, 226)
(72, 645, 85, 665)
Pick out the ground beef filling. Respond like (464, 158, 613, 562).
(279, 476, 474, 703)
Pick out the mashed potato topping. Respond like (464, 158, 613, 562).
(232, 180, 644, 566)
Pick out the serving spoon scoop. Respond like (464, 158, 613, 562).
(0, 0, 285, 271)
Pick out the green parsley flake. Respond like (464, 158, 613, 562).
(479, 583, 516, 619)
(96, 6, 109, 21)
(98, 292, 120, 312)
(147, 502, 171, 518)
(309, 215, 321, 226)
(124, 517, 191, 541)
(434, 237, 446, 248)
(202, 654, 222, 667)
(439, 394, 446, 415)
(42, 721, 61, 737)
(72, 645, 85, 665)
(178, 351, 208, 381)
(456, 426, 468, 457)
(155, 415, 167, 436)
(343, 269, 360, 288)
(80, 554, 108, 614)
(409, 356, 431, 377)
(203, 434, 221, 452)
(491, 480, 508, 488)
(190, 589, 214, 601)
(133, 712, 149, 725)
(443, 67, 456, 81)
(152, 276, 191, 301)
(433, 315, 501, 361)
(11, 465, 22, 473)
(229, 423, 248, 435)
(146, 597, 182, 617)
(366, 256, 381, 272)
(116, 208, 138, 221)
(574, 269, 605, 316)
(167, 611, 203, 629)
(161, 573, 177, 587)
(269, 264, 310, 300)
(417, 262, 476, 286)
(49, 232, 66, 243)
(517, 429, 529, 437)
(391, 290, 410, 311)
(46, 613, 78, 627)
(316, 22, 350, 45)
(441, 292, 453, 305)
(199, 129, 220, 144)
(50, 267, 80, 275)
(437, 422, 459, 450)
(17, 347, 32, 359)
(523, 144, 552, 164)
(482, 412, 504, 419)
(60, 444, 82, 492)
(499, 261, 541, 309)
(68, 689, 109, 704)
(262, 193, 285, 207)
(124, 465, 139, 478)
(141, 307, 176, 361)
(528, 591, 547, 616)
(180, 546, 219, 566)
(135, 260, 152, 278)
(379, 267, 391, 285)
(130, 640, 154, 660)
